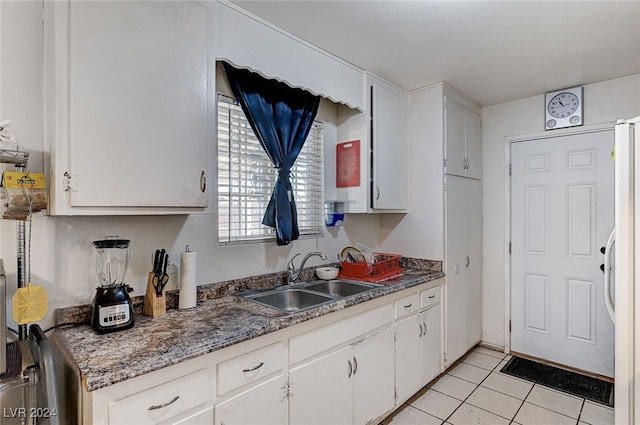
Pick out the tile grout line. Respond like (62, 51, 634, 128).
(576, 398, 586, 425)
(441, 351, 518, 424)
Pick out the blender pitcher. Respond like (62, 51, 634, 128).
(93, 237, 130, 285)
(91, 237, 135, 333)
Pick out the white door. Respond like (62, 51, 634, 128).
(289, 345, 352, 425)
(214, 376, 286, 425)
(67, 2, 209, 208)
(371, 82, 408, 210)
(445, 175, 482, 366)
(444, 95, 467, 177)
(422, 305, 442, 384)
(396, 314, 424, 403)
(511, 130, 614, 377)
(352, 326, 395, 425)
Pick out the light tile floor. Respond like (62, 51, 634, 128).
(382, 345, 614, 425)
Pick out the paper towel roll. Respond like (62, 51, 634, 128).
(179, 249, 197, 309)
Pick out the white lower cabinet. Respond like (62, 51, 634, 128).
(214, 376, 287, 425)
(445, 175, 482, 366)
(175, 408, 214, 425)
(396, 313, 425, 402)
(106, 370, 210, 425)
(351, 326, 395, 424)
(81, 280, 444, 425)
(290, 326, 395, 425)
(290, 345, 352, 425)
(395, 289, 442, 404)
(422, 305, 442, 384)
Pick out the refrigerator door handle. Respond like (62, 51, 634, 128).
(604, 228, 616, 323)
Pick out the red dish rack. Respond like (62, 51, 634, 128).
(338, 253, 403, 283)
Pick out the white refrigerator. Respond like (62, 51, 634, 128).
(614, 116, 640, 424)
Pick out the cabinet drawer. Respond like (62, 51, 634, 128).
(290, 304, 393, 364)
(217, 342, 283, 395)
(421, 286, 441, 309)
(395, 293, 420, 318)
(109, 370, 208, 425)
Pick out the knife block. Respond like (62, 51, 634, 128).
(143, 272, 166, 317)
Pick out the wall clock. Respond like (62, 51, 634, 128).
(545, 86, 583, 130)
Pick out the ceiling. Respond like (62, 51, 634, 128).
(229, 1, 640, 106)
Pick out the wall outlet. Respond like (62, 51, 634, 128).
(165, 251, 180, 291)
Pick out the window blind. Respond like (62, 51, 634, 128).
(217, 95, 324, 244)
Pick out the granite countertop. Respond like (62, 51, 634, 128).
(53, 259, 443, 393)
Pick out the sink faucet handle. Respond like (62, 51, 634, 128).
(287, 253, 301, 272)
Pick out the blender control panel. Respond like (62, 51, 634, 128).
(98, 304, 131, 326)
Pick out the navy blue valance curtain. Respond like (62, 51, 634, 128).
(223, 63, 321, 246)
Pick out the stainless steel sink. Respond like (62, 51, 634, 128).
(237, 279, 381, 313)
(301, 279, 378, 297)
(241, 289, 334, 313)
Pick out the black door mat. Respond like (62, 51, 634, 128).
(500, 356, 614, 407)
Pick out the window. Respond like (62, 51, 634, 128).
(217, 95, 325, 244)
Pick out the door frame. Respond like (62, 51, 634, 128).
(503, 122, 617, 355)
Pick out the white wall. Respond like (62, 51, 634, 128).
(482, 73, 640, 348)
(0, 1, 381, 330)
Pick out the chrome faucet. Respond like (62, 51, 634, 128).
(287, 251, 327, 284)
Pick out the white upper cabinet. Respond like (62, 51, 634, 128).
(44, 1, 213, 215)
(336, 74, 409, 213)
(444, 94, 482, 179)
(371, 80, 409, 210)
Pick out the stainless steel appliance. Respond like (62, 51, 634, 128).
(1, 325, 62, 425)
(90, 237, 134, 333)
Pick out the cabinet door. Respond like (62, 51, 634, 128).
(422, 305, 442, 385)
(445, 175, 469, 365)
(465, 109, 482, 179)
(55, 1, 209, 210)
(289, 346, 351, 425)
(395, 314, 424, 404)
(444, 96, 467, 177)
(176, 408, 214, 425)
(371, 82, 408, 210)
(445, 175, 482, 366)
(352, 326, 395, 425)
(214, 376, 286, 425)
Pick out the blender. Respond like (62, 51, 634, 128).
(90, 237, 135, 333)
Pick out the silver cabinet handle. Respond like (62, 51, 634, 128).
(465, 256, 470, 267)
(423, 322, 427, 335)
(404, 303, 413, 309)
(419, 323, 424, 337)
(200, 170, 207, 193)
(242, 362, 264, 373)
(376, 186, 380, 200)
(353, 357, 358, 375)
(348, 359, 353, 378)
(148, 395, 180, 411)
(428, 295, 436, 299)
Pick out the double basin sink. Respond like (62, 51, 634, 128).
(237, 279, 381, 313)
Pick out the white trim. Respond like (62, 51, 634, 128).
(503, 121, 616, 356)
(216, 0, 365, 111)
(217, 0, 362, 76)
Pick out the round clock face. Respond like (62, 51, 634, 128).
(547, 92, 580, 118)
